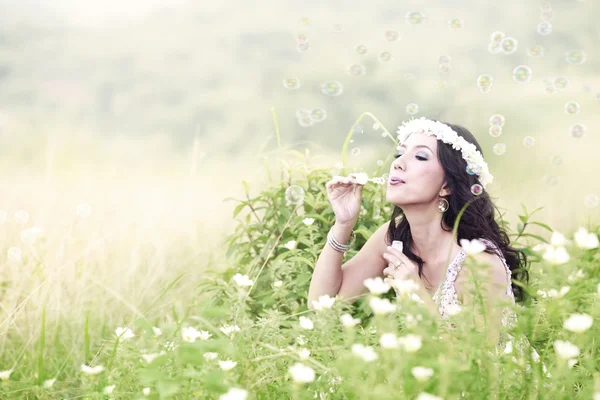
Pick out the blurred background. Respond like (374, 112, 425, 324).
(0, 0, 599, 266)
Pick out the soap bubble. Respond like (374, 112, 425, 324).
(377, 160, 384, 167)
(354, 44, 368, 55)
(76, 203, 92, 218)
(348, 64, 366, 76)
(285, 185, 305, 205)
(439, 63, 451, 73)
(14, 210, 30, 224)
(406, 103, 420, 115)
(332, 24, 343, 33)
(564, 101, 580, 116)
(522, 136, 535, 147)
(471, 184, 484, 196)
(528, 46, 545, 57)
(537, 21, 552, 35)
(541, 2, 552, 12)
(501, 37, 518, 54)
(448, 18, 464, 29)
(353, 125, 364, 134)
(565, 50, 587, 65)
(554, 77, 569, 90)
(351, 147, 361, 156)
(298, 116, 313, 127)
(489, 114, 505, 127)
(296, 34, 308, 43)
(439, 55, 452, 64)
(487, 42, 502, 54)
(477, 74, 494, 93)
(584, 194, 599, 208)
(513, 65, 532, 84)
(569, 123, 586, 138)
(300, 17, 310, 25)
(283, 77, 301, 90)
(544, 175, 559, 186)
(490, 31, 505, 43)
(297, 42, 310, 52)
(551, 155, 563, 165)
(489, 125, 503, 138)
(310, 108, 327, 122)
(379, 52, 392, 62)
(492, 143, 506, 155)
(540, 10, 553, 21)
(385, 30, 400, 41)
(321, 81, 343, 96)
(406, 11, 427, 24)
(373, 123, 380, 131)
(436, 81, 448, 89)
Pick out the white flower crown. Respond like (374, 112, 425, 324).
(396, 117, 494, 189)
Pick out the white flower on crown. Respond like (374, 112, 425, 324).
(397, 117, 494, 189)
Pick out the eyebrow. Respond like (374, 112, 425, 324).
(399, 144, 434, 153)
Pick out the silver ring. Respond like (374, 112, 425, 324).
(393, 261, 404, 270)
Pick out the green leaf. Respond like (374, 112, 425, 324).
(156, 379, 181, 398)
(518, 215, 528, 224)
(233, 203, 247, 218)
(519, 233, 548, 243)
(529, 221, 553, 232)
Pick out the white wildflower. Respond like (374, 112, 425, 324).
(416, 393, 443, 400)
(141, 353, 162, 364)
(43, 378, 56, 388)
(363, 277, 391, 295)
(542, 246, 570, 264)
(574, 227, 599, 249)
(411, 366, 434, 382)
(218, 360, 238, 371)
(296, 348, 311, 360)
(143, 387, 151, 396)
(503, 340, 513, 354)
(460, 238, 486, 255)
(312, 294, 336, 311)
(232, 273, 254, 287)
(289, 362, 315, 383)
(273, 280, 283, 288)
(299, 316, 314, 330)
(351, 344, 379, 362)
(20, 227, 44, 245)
(80, 364, 104, 375)
(284, 240, 297, 250)
(164, 341, 176, 351)
(390, 278, 420, 297)
(340, 313, 361, 328)
(296, 335, 308, 345)
(369, 297, 398, 315)
(553, 340, 579, 359)
(152, 326, 162, 336)
(204, 352, 219, 361)
(220, 325, 241, 336)
(398, 334, 423, 353)
(181, 327, 211, 342)
(115, 327, 135, 341)
(220, 387, 248, 400)
(567, 359, 577, 369)
(567, 269, 585, 282)
(103, 385, 116, 394)
(446, 303, 463, 316)
(0, 369, 13, 382)
(563, 314, 593, 333)
(550, 231, 568, 246)
(380, 333, 399, 349)
(302, 218, 315, 226)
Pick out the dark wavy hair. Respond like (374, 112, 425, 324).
(385, 120, 530, 303)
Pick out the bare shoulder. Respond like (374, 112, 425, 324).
(455, 248, 511, 302)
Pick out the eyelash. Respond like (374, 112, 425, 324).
(394, 152, 428, 161)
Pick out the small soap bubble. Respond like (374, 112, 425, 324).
(489, 114, 505, 127)
(436, 80, 448, 89)
(490, 31, 505, 43)
(448, 18, 464, 29)
(297, 42, 310, 52)
(351, 147, 361, 156)
(298, 116, 313, 127)
(385, 30, 400, 41)
(584, 194, 599, 208)
(528, 46, 545, 57)
(300, 17, 310, 25)
(537, 21, 552, 35)
(501, 37, 518, 54)
(381, 131, 389, 138)
(379, 52, 392, 62)
(569, 123, 586, 138)
(332, 24, 343, 33)
(522, 136, 535, 147)
(321, 81, 343, 96)
(373, 123, 380, 131)
(310, 108, 327, 122)
(296, 34, 308, 43)
(513, 65, 532, 84)
(489, 125, 503, 138)
(406, 11, 427, 24)
(466, 164, 481, 175)
(377, 160, 384, 166)
(439, 63, 451, 73)
(353, 124, 364, 134)
(493, 143, 506, 155)
(76, 203, 92, 218)
(540, 10, 553, 21)
(296, 108, 310, 118)
(551, 155, 563, 165)
(470, 184, 484, 196)
(285, 185, 305, 205)
(382, 173, 389, 181)
(544, 175, 559, 186)
(348, 64, 366, 76)
(349, 139, 354, 144)
(541, 2, 552, 12)
(554, 77, 569, 90)
(582, 83, 592, 92)
(564, 101, 580, 116)
(439, 55, 452, 64)
(283, 77, 301, 90)
(487, 42, 502, 54)
(354, 44, 368, 55)
(565, 50, 586, 65)
(477, 74, 494, 93)
(406, 103, 420, 115)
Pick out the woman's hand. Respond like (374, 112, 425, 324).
(382, 241, 420, 282)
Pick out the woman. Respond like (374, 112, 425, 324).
(307, 117, 532, 350)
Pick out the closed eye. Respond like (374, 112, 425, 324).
(394, 152, 428, 161)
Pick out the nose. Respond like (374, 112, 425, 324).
(392, 155, 405, 171)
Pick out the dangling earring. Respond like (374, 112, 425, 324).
(437, 197, 449, 213)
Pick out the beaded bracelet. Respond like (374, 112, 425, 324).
(327, 226, 356, 254)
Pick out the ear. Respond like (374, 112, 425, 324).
(440, 182, 451, 197)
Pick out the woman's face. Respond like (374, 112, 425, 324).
(386, 132, 449, 207)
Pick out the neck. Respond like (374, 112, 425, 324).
(402, 207, 454, 264)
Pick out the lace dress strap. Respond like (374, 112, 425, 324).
(476, 238, 515, 299)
